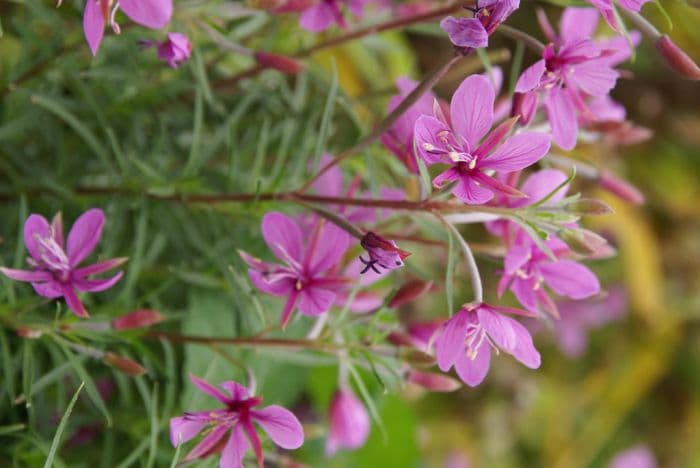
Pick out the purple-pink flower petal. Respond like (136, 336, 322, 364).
(252, 405, 304, 449)
(23, 214, 51, 263)
(450, 74, 494, 147)
(440, 16, 488, 49)
(0, 268, 53, 283)
(261, 212, 304, 265)
(188, 373, 232, 404)
(298, 286, 336, 316)
(169, 416, 206, 447)
(539, 260, 600, 299)
(435, 311, 469, 371)
(83, 0, 106, 56)
(545, 87, 578, 150)
(62, 285, 89, 318)
(73, 272, 124, 293)
(220, 426, 248, 468)
(480, 132, 550, 172)
(119, 0, 172, 29)
(454, 343, 491, 387)
(66, 208, 105, 267)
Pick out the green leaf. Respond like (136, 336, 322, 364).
(44, 382, 84, 468)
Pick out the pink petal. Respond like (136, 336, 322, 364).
(73, 257, 127, 277)
(220, 426, 248, 468)
(169, 416, 205, 447)
(32, 281, 64, 298)
(0, 267, 52, 283)
(261, 212, 304, 265)
(66, 208, 105, 267)
(325, 389, 369, 455)
(545, 88, 578, 150)
(518, 169, 569, 206)
(609, 444, 658, 468)
(504, 244, 531, 275)
(252, 405, 304, 449)
(307, 222, 350, 275)
(184, 425, 229, 461)
(119, 0, 172, 29)
(454, 343, 491, 387)
(298, 286, 336, 316)
(62, 285, 89, 318)
(616, 0, 651, 11)
(414, 115, 455, 165)
(566, 59, 619, 96)
(312, 154, 343, 197)
(480, 132, 550, 172)
(539, 260, 600, 299)
(440, 16, 488, 49)
(188, 374, 232, 404)
(476, 307, 518, 351)
(220, 381, 250, 401)
(432, 167, 460, 189)
(452, 176, 494, 205)
(248, 269, 295, 296)
(473, 116, 518, 160)
(299, 2, 336, 32)
(515, 59, 546, 93)
(435, 311, 469, 372)
(511, 277, 539, 313)
(559, 7, 599, 43)
(450, 74, 494, 147)
(279, 290, 300, 328)
(73, 271, 124, 292)
(23, 214, 51, 263)
(83, 0, 105, 56)
(507, 317, 541, 368)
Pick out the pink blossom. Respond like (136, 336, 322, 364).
(299, 0, 367, 32)
(498, 231, 600, 317)
(170, 374, 304, 468)
(152, 32, 192, 68)
(239, 212, 350, 328)
(359, 232, 411, 273)
(0, 209, 126, 318)
(83, 0, 173, 55)
(586, 0, 651, 32)
(434, 303, 540, 387)
(414, 74, 550, 204)
(609, 444, 657, 468)
(325, 389, 370, 456)
(515, 8, 627, 149)
(440, 0, 520, 52)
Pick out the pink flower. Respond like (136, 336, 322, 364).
(586, 0, 651, 32)
(170, 374, 304, 468)
(359, 232, 411, 274)
(0, 209, 126, 318)
(299, 0, 367, 32)
(498, 231, 600, 317)
(440, 0, 520, 52)
(608, 444, 657, 468)
(83, 0, 173, 55)
(414, 74, 550, 204)
(326, 389, 370, 456)
(434, 303, 540, 387)
(239, 212, 350, 328)
(152, 32, 192, 68)
(515, 8, 625, 149)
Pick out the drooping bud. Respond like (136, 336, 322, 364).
(389, 279, 436, 308)
(155, 33, 192, 68)
(326, 389, 370, 456)
(112, 309, 165, 331)
(407, 370, 461, 392)
(359, 232, 411, 274)
(599, 171, 645, 205)
(254, 51, 305, 74)
(103, 352, 147, 377)
(656, 35, 700, 80)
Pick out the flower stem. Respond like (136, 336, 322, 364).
(437, 214, 484, 303)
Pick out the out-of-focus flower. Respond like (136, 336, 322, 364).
(82, 0, 173, 55)
(608, 444, 657, 468)
(0, 209, 126, 318)
(586, 0, 651, 32)
(170, 374, 304, 467)
(434, 302, 540, 387)
(254, 51, 305, 74)
(112, 309, 165, 330)
(326, 389, 370, 456)
(299, 0, 367, 32)
(498, 231, 600, 317)
(515, 8, 626, 149)
(414, 74, 550, 204)
(381, 77, 437, 174)
(103, 352, 147, 376)
(441, 0, 520, 52)
(239, 212, 350, 328)
(599, 170, 645, 205)
(359, 232, 411, 274)
(407, 369, 461, 392)
(151, 33, 192, 68)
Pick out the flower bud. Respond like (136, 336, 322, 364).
(388, 279, 435, 308)
(326, 389, 370, 456)
(656, 35, 700, 80)
(103, 352, 147, 376)
(560, 229, 612, 257)
(156, 33, 192, 69)
(112, 309, 165, 330)
(254, 52, 305, 74)
(360, 232, 411, 274)
(599, 171, 645, 205)
(565, 198, 614, 215)
(16, 327, 43, 339)
(407, 370, 461, 392)
(510, 91, 537, 125)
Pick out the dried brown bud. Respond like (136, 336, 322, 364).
(254, 52, 305, 74)
(112, 309, 165, 331)
(656, 35, 700, 80)
(104, 352, 147, 377)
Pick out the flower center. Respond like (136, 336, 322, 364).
(32, 232, 70, 278)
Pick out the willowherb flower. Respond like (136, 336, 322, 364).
(325, 388, 370, 456)
(239, 212, 350, 328)
(497, 231, 600, 317)
(0, 209, 126, 318)
(299, 0, 367, 32)
(82, 0, 173, 55)
(170, 374, 304, 468)
(151, 32, 192, 68)
(515, 7, 627, 150)
(434, 302, 540, 387)
(414, 74, 550, 205)
(608, 444, 657, 468)
(440, 0, 520, 52)
(586, 0, 651, 32)
(359, 232, 411, 274)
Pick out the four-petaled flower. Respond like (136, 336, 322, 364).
(414, 74, 551, 204)
(0, 209, 126, 318)
(170, 374, 304, 468)
(434, 302, 540, 387)
(441, 0, 520, 52)
(239, 212, 350, 328)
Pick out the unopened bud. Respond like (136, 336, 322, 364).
(599, 171, 645, 205)
(510, 91, 537, 125)
(360, 232, 411, 274)
(560, 229, 610, 257)
(254, 52, 305, 74)
(389, 280, 435, 308)
(16, 327, 43, 339)
(112, 309, 165, 331)
(656, 35, 700, 80)
(407, 370, 461, 392)
(566, 198, 614, 215)
(103, 352, 147, 376)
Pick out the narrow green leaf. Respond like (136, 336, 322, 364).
(182, 87, 204, 177)
(44, 382, 84, 468)
(313, 61, 338, 170)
